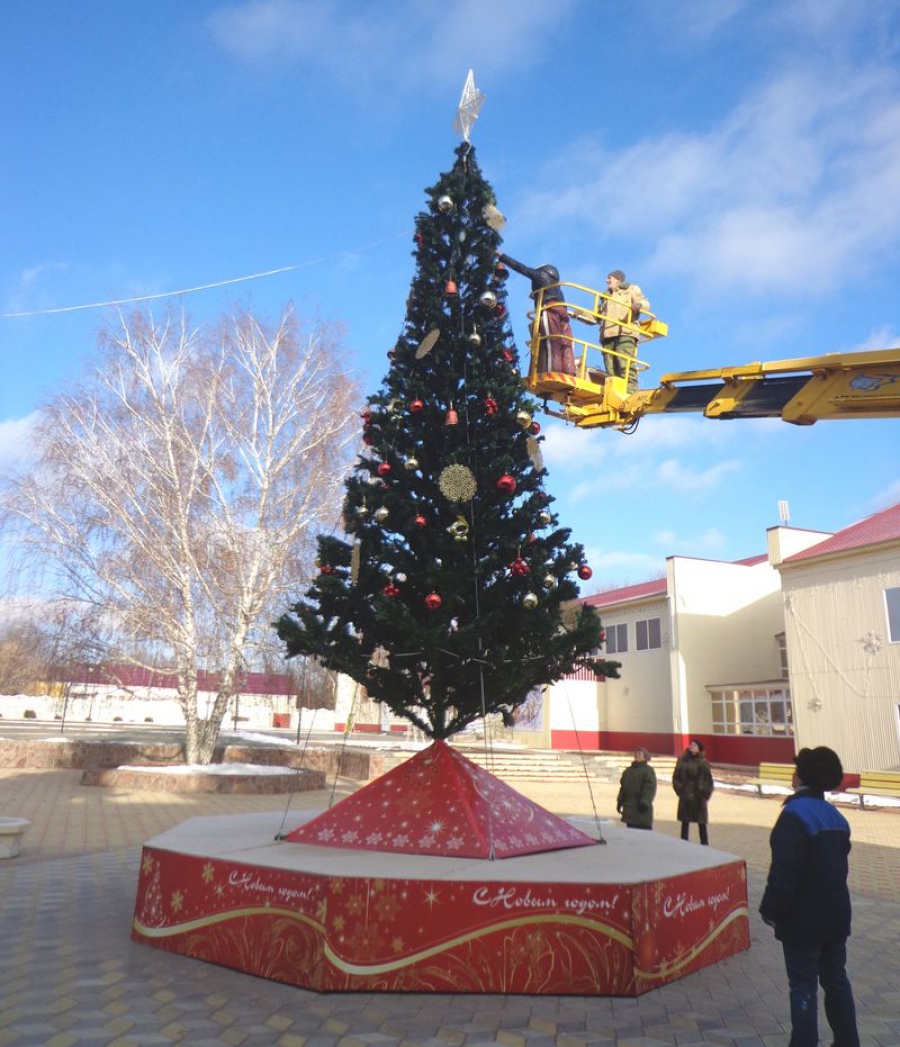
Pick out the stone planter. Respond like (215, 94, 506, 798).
(0, 817, 31, 858)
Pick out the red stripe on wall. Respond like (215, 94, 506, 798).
(550, 730, 796, 764)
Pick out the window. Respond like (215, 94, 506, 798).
(605, 623, 627, 654)
(636, 617, 661, 651)
(886, 587, 900, 643)
(776, 632, 789, 678)
(709, 686, 793, 737)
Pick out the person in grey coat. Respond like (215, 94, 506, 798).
(616, 747, 657, 830)
(673, 739, 714, 844)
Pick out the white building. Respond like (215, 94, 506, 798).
(547, 502, 900, 773)
(549, 553, 792, 766)
(771, 503, 900, 772)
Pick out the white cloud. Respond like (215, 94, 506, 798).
(675, 0, 747, 38)
(0, 414, 38, 468)
(4, 262, 68, 315)
(870, 479, 900, 512)
(540, 422, 605, 471)
(587, 549, 663, 588)
(516, 60, 900, 297)
(851, 327, 900, 353)
(656, 456, 742, 494)
(208, 0, 578, 87)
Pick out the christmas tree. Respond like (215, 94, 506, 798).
(277, 142, 619, 739)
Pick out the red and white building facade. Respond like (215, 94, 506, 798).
(548, 503, 900, 773)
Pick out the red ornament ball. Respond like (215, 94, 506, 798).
(383, 583, 400, 599)
(409, 399, 425, 413)
(530, 421, 541, 435)
(414, 514, 428, 528)
(503, 349, 515, 363)
(424, 592, 442, 611)
(578, 565, 593, 580)
(484, 396, 498, 416)
(494, 303, 506, 318)
(496, 474, 517, 496)
(377, 463, 391, 477)
(362, 433, 374, 446)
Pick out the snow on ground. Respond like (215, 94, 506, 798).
(118, 762, 301, 776)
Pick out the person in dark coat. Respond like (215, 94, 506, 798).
(616, 747, 657, 830)
(759, 746, 859, 1047)
(672, 739, 714, 844)
(498, 252, 575, 375)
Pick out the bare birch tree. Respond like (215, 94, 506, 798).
(1, 307, 360, 762)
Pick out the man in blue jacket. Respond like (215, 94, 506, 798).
(759, 746, 860, 1047)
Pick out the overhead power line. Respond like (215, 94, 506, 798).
(1, 232, 410, 319)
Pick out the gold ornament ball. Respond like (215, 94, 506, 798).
(523, 592, 539, 610)
(479, 290, 498, 310)
(468, 329, 482, 347)
(437, 195, 454, 213)
(542, 574, 557, 590)
(404, 456, 419, 471)
(538, 510, 552, 525)
(516, 410, 532, 429)
(374, 507, 389, 523)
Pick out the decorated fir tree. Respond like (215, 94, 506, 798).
(277, 142, 618, 739)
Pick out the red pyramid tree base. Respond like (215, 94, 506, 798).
(285, 739, 596, 859)
(132, 742, 751, 994)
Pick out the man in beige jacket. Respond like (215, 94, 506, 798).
(601, 270, 648, 391)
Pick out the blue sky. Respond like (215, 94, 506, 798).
(2, 0, 899, 590)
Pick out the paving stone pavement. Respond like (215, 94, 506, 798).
(2, 764, 900, 1045)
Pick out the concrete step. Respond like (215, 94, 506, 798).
(374, 745, 682, 784)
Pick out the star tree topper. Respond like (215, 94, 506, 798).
(452, 69, 486, 142)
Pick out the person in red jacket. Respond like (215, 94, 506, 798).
(498, 252, 575, 375)
(759, 746, 859, 1047)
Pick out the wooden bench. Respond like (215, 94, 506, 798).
(845, 770, 900, 808)
(749, 762, 795, 796)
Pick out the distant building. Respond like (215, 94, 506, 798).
(0, 665, 326, 732)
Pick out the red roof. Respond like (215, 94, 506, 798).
(581, 578, 667, 609)
(67, 664, 295, 696)
(285, 740, 596, 859)
(783, 503, 900, 564)
(732, 553, 768, 566)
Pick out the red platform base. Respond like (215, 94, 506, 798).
(132, 811, 749, 995)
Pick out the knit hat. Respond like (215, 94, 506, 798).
(633, 746, 651, 761)
(794, 746, 843, 792)
(608, 270, 626, 282)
